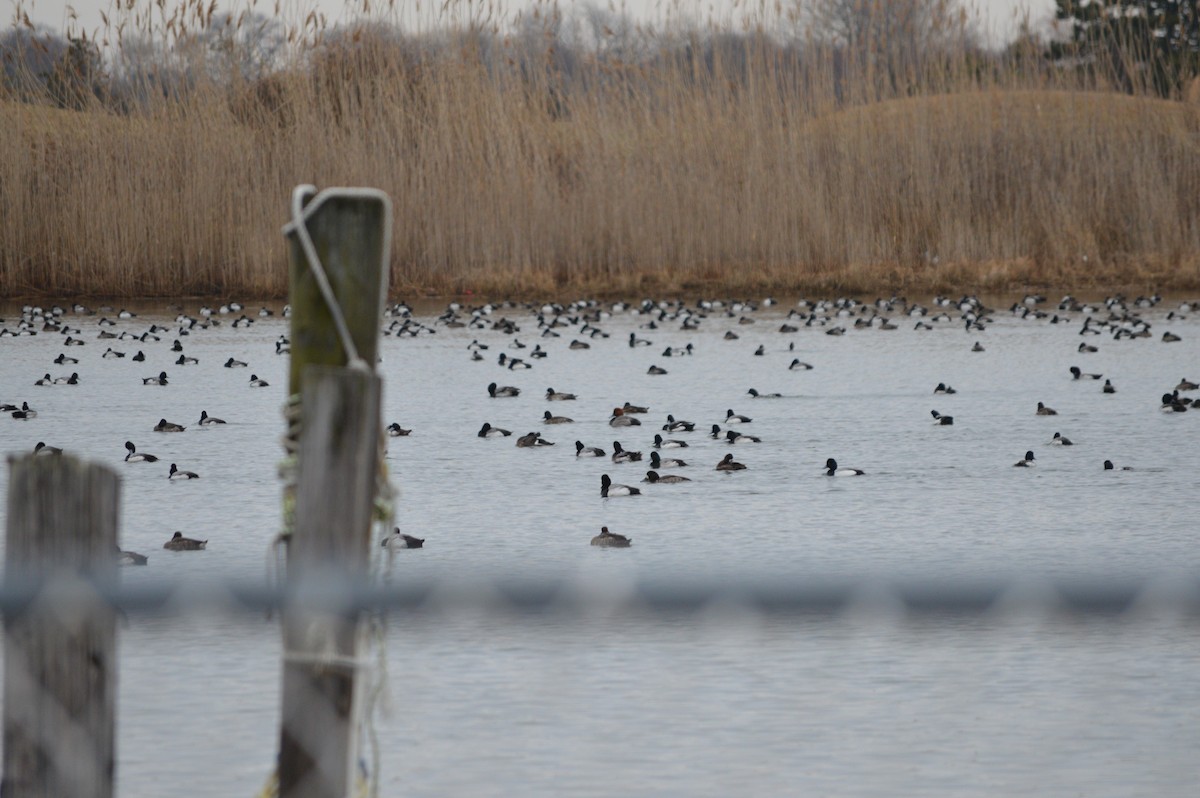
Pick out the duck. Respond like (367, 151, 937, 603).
(649, 451, 687, 469)
(248, 374, 269, 388)
(11, 402, 37, 419)
(662, 414, 694, 432)
(600, 474, 641, 497)
(143, 371, 168, 386)
(34, 373, 52, 386)
(168, 463, 199, 480)
(933, 383, 956, 394)
(753, 345, 766, 356)
(199, 410, 226, 426)
(1013, 451, 1036, 467)
(1102, 379, 1116, 394)
(726, 430, 762, 444)
(380, 528, 425, 549)
(1176, 378, 1199, 392)
(1078, 342, 1098, 353)
(154, 418, 186, 432)
(652, 434, 687, 449)
(224, 357, 248, 368)
(931, 410, 953, 426)
(132, 350, 145, 361)
(725, 409, 752, 424)
(101, 347, 125, 359)
(709, 424, 724, 439)
(116, 545, 148, 566)
(387, 422, 412, 436)
(622, 402, 649, 414)
(611, 442, 643, 463)
(647, 365, 668, 375)
(788, 358, 814, 370)
(568, 339, 591, 350)
(824, 457, 864, 476)
(478, 423, 512, 438)
(1160, 393, 1189, 412)
(53, 372, 79, 385)
(629, 332, 651, 347)
(176, 354, 198, 366)
(1162, 332, 1182, 342)
(1070, 366, 1101, 380)
(33, 442, 62, 456)
(716, 453, 747, 471)
(488, 382, 520, 398)
(644, 470, 691, 484)
(1036, 402, 1057, 416)
(609, 407, 641, 427)
(124, 441, 159, 462)
(971, 341, 985, 352)
(545, 387, 576, 401)
(1050, 432, 1073, 446)
(516, 432, 554, 447)
(590, 526, 632, 547)
(163, 531, 207, 550)
(1103, 460, 1133, 471)
(575, 441, 606, 457)
(747, 388, 782, 398)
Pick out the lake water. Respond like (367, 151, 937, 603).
(1, 296, 1199, 795)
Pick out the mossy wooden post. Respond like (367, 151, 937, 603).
(279, 186, 390, 798)
(3, 454, 120, 798)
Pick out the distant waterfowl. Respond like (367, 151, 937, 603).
(63, 336, 84, 346)
(590, 526, 632, 547)
(387, 422, 413, 436)
(101, 348, 124, 359)
(143, 371, 168, 386)
(249, 374, 269, 388)
(53, 372, 79, 385)
(1070, 366, 1101, 380)
(725, 409, 752, 424)
(788, 359, 814, 370)
(116, 546, 148, 566)
(644, 470, 691, 484)
(1103, 460, 1133, 471)
(600, 474, 640, 497)
(653, 434, 687, 449)
(622, 402, 649, 414)
(380, 528, 424, 549)
(225, 357, 248, 368)
(1078, 342, 1098, 353)
(54, 353, 80, 365)
(824, 458, 863, 476)
(124, 441, 159, 462)
(516, 432, 554, 447)
(1013, 451, 1036, 467)
(649, 451, 687, 469)
(753, 345, 765, 356)
(933, 383, 957, 394)
(726, 430, 762, 444)
(971, 341, 985, 352)
(611, 442, 643, 463)
(543, 410, 573, 424)
(168, 463, 199, 480)
(662, 414, 694, 432)
(154, 418, 186, 432)
(34, 374, 52, 386)
(1162, 332, 1181, 342)
(1051, 432, 1073, 446)
(33, 442, 62, 456)
(478, 422, 512, 438)
(132, 350, 145, 361)
(931, 410, 953, 425)
(176, 354, 198, 365)
(575, 441, 606, 457)
(610, 407, 641, 427)
(1176, 378, 1199, 392)
(1161, 393, 1189, 412)
(1103, 379, 1116, 394)
(1036, 402, 1057, 416)
(710, 424, 724, 439)
(488, 382, 520, 398)
(199, 410, 226, 426)
(647, 365, 668, 375)
(716, 453, 747, 471)
(11, 402, 36, 419)
(629, 332, 651, 347)
(163, 531, 206, 551)
(747, 388, 781, 398)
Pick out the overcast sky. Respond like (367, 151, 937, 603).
(9, 0, 1057, 48)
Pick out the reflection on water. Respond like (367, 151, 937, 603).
(1, 298, 1199, 795)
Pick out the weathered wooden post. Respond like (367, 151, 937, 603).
(2, 454, 120, 798)
(277, 185, 391, 798)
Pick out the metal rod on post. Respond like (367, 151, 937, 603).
(278, 186, 391, 798)
(2, 454, 120, 798)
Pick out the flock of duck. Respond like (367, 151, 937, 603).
(2, 292, 1196, 556)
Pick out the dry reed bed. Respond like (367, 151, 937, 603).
(3, 50, 1200, 299)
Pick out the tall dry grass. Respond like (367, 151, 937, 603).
(2, 0, 1200, 299)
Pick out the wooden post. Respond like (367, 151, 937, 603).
(3, 454, 120, 798)
(278, 368, 382, 798)
(284, 187, 391, 395)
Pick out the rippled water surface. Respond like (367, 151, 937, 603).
(1, 297, 1198, 795)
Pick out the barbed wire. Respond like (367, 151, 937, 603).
(1, 573, 1197, 619)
